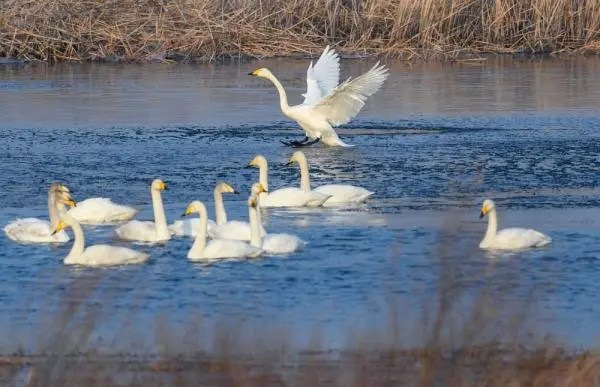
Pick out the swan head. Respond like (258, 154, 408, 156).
(151, 179, 167, 191)
(287, 151, 307, 166)
(248, 68, 273, 79)
(50, 182, 71, 194)
(215, 182, 238, 194)
(51, 214, 75, 235)
(248, 155, 267, 169)
(183, 200, 207, 217)
(57, 190, 77, 208)
(250, 182, 268, 196)
(480, 199, 496, 218)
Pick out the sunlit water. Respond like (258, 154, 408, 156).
(1, 56, 600, 353)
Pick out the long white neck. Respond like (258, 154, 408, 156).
(188, 210, 208, 258)
(48, 191, 60, 228)
(483, 209, 498, 243)
(64, 219, 85, 263)
(258, 160, 269, 192)
(248, 204, 262, 249)
(266, 73, 291, 115)
(297, 157, 311, 192)
(214, 189, 227, 225)
(151, 188, 169, 239)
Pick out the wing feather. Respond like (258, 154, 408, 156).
(303, 46, 340, 105)
(312, 62, 389, 126)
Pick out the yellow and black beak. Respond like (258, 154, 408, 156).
(249, 197, 258, 208)
(51, 220, 65, 235)
(182, 207, 191, 217)
(479, 207, 488, 219)
(67, 199, 77, 208)
(248, 69, 260, 76)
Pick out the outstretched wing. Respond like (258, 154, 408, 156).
(303, 46, 340, 106)
(311, 62, 388, 126)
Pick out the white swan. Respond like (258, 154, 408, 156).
(169, 182, 237, 237)
(182, 200, 262, 261)
(52, 213, 149, 266)
(249, 46, 389, 147)
(479, 199, 552, 250)
(114, 179, 170, 242)
(67, 196, 138, 225)
(248, 155, 330, 208)
(4, 183, 77, 244)
(208, 182, 266, 241)
(248, 183, 305, 255)
(288, 151, 374, 206)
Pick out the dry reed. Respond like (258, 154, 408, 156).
(0, 0, 599, 62)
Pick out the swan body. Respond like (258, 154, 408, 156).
(248, 155, 330, 208)
(115, 179, 170, 242)
(4, 183, 76, 244)
(479, 199, 551, 250)
(53, 214, 149, 266)
(183, 200, 262, 261)
(288, 151, 374, 206)
(248, 183, 305, 255)
(67, 197, 138, 224)
(249, 46, 389, 147)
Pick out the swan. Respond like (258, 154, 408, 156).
(208, 182, 267, 241)
(479, 199, 552, 250)
(67, 195, 138, 225)
(114, 179, 170, 243)
(248, 155, 330, 208)
(248, 183, 305, 255)
(182, 199, 262, 261)
(288, 151, 374, 206)
(4, 183, 77, 244)
(52, 213, 149, 266)
(169, 182, 237, 237)
(249, 45, 389, 147)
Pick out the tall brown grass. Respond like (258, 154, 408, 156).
(1, 0, 599, 62)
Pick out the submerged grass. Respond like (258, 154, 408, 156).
(2, 204, 599, 386)
(1, 0, 599, 62)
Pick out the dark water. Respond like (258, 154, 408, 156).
(1, 56, 600, 353)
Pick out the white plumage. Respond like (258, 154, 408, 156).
(67, 197, 138, 225)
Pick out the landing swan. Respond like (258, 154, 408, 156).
(208, 182, 266, 241)
(288, 151, 374, 206)
(248, 183, 305, 255)
(182, 200, 262, 261)
(248, 155, 330, 208)
(52, 214, 149, 266)
(479, 199, 551, 250)
(4, 183, 76, 244)
(114, 179, 170, 242)
(67, 195, 138, 225)
(169, 182, 237, 237)
(249, 46, 388, 147)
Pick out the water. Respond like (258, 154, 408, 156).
(1, 56, 600, 353)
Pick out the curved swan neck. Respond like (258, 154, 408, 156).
(248, 204, 262, 249)
(483, 209, 498, 242)
(48, 190, 60, 228)
(189, 209, 208, 258)
(258, 160, 269, 191)
(214, 188, 227, 225)
(65, 218, 85, 262)
(151, 188, 169, 239)
(266, 73, 290, 114)
(297, 155, 311, 191)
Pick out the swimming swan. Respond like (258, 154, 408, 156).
(208, 182, 266, 241)
(114, 179, 170, 242)
(248, 155, 330, 208)
(288, 151, 374, 206)
(182, 200, 262, 261)
(248, 183, 305, 255)
(479, 199, 551, 250)
(52, 213, 149, 266)
(249, 46, 389, 147)
(169, 182, 237, 237)
(67, 196, 138, 225)
(4, 183, 76, 244)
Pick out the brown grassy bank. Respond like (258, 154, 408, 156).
(1, 0, 600, 62)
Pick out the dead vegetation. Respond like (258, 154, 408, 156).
(0, 0, 599, 62)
